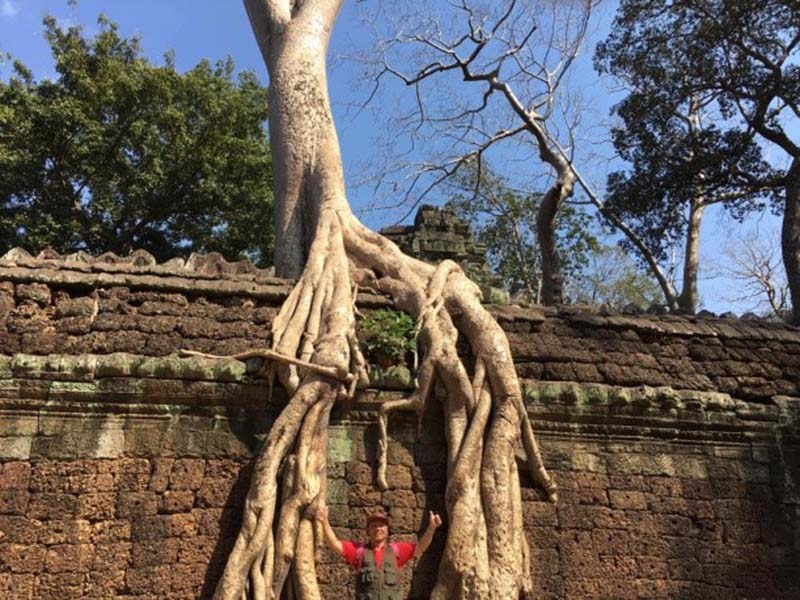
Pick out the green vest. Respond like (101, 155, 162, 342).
(355, 544, 403, 600)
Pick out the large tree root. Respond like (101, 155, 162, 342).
(211, 205, 555, 600)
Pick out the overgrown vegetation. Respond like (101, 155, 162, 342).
(358, 309, 416, 366)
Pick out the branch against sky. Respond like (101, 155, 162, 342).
(596, 0, 800, 323)
(717, 224, 790, 319)
(348, 0, 601, 304)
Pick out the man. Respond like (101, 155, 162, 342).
(317, 505, 443, 599)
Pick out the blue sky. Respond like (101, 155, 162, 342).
(0, 0, 787, 314)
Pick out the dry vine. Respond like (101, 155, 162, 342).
(210, 1, 557, 598)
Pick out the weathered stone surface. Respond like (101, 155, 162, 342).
(0, 251, 797, 599)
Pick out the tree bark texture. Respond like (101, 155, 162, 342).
(213, 2, 557, 599)
(782, 158, 800, 324)
(677, 199, 704, 314)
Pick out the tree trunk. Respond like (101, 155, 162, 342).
(536, 180, 572, 305)
(676, 198, 704, 314)
(782, 158, 800, 324)
(246, 0, 347, 278)
(212, 2, 557, 599)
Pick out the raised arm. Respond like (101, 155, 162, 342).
(316, 505, 343, 556)
(414, 511, 443, 558)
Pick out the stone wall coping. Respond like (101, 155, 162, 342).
(2, 250, 798, 342)
(0, 352, 796, 445)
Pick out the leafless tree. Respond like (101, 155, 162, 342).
(720, 226, 789, 318)
(351, 0, 686, 311)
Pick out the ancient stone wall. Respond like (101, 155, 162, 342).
(0, 249, 797, 599)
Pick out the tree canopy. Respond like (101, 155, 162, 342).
(596, 0, 798, 317)
(0, 15, 274, 264)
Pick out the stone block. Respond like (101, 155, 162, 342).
(384, 464, 412, 489)
(76, 493, 116, 521)
(345, 462, 373, 485)
(348, 484, 381, 507)
(90, 520, 131, 544)
(131, 537, 181, 567)
(0, 543, 45, 573)
(382, 489, 416, 508)
(0, 573, 34, 599)
(158, 490, 195, 514)
(28, 493, 76, 520)
(131, 513, 197, 540)
(37, 519, 91, 545)
(115, 492, 158, 519)
(0, 462, 30, 490)
(0, 437, 32, 460)
(44, 543, 94, 573)
(16, 284, 51, 305)
(169, 459, 206, 490)
(0, 415, 37, 437)
(92, 542, 132, 572)
(34, 572, 84, 599)
(0, 516, 41, 544)
(523, 501, 558, 527)
(609, 490, 647, 510)
(0, 490, 29, 515)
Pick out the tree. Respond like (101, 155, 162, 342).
(596, 0, 799, 322)
(595, 0, 784, 314)
(718, 225, 790, 319)
(352, 0, 603, 305)
(0, 15, 274, 264)
(202, 1, 558, 598)
(446, 163, 597, 303)
(566, 245, 663, 310)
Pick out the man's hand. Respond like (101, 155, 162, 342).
(415, 511, 443, 558)
(316, 505, 329, 523)
(316, 504, 343, 555)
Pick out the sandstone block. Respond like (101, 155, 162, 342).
(169, 459, 206, 490)
(29, 493, 76, 520)
(75, 493, 116, 522)
(44, 543, 94, 573)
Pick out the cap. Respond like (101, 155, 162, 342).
(366, 509, 390, 526)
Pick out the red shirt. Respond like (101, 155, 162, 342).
(341, 540, 416, 570)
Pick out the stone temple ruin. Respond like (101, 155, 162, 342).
(0, 209, 797, 598)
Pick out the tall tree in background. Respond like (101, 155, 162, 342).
(205, 0, 558, 598)
(446, 163, 597, 303)
(596, 0, 798, 318)
(596, 0, 783, 314)
(0, 15, 274, 264)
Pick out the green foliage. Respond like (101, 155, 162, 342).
(595, 0, 788, 265)
(358, 309, 416, 363)
(0, 15, 274, 264)
(446, 163, 598, 302)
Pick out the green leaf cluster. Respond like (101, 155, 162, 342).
(358, 309, 416, 364)
(0, 14, 274, 264)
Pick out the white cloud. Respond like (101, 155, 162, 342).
(1, 0, 18, 18)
